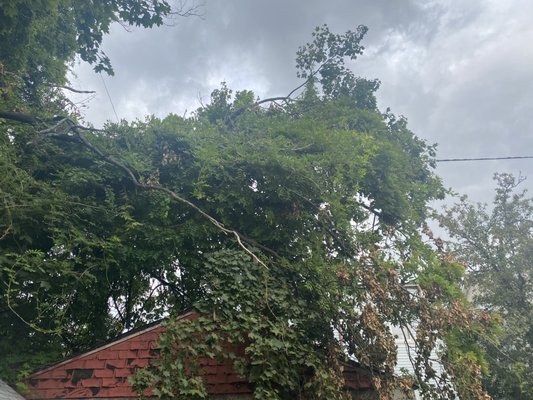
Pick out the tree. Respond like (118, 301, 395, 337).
(438, 174, 533, 399)
(0, 0, 199, 385)
(0, 0, 199, 111)
(0, 20, 495, 399)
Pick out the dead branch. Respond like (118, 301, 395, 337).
(0, 225, 11, 241)
(0, 110, 39, 125)
(0, 109, 269, 269)
(163, 0, 205, 25)
(50, 84, 96, 94)
(73, 125, 269, 268)
(225, 57, 332, 124)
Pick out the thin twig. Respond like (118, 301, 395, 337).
(39, 117, 69, 134)
(225, 57, 332, 124)
(0, 224, 11, 241)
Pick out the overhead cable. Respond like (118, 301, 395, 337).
(436, 156, 533, 162)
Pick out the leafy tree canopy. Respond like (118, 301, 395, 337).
(0, 0, 197, 109)
(0, 16, 496, 399)
(438, 174, 533, 399)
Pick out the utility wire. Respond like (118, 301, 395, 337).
(436, 156, 533, 162)
(99, 73, 119, 123)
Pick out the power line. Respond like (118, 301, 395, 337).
(99, 73, 119, 123)
(436, 156, 533, 162)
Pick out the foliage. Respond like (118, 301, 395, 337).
(128, 27, 491, 398)
(134, 250, 349, 400)
(296, 24, 380, 109)
(0, 0, 190, 109)
(438, 174, 533, 399)
(0, 0, 195, 383)
(0, 15, 495, 400)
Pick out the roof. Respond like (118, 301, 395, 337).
(25, 312, 373, 399)
(25, 313, 192, 399)
(28, 316, 169, 379)
(0, 380, 26, 400)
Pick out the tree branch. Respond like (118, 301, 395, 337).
(50, 84, 96, 94)
(75, 127, 270, 268)
(225, 57, 332, 124)
(1, 110, 271, 269)
(0, 110, 39, 125)
(147, 271, 184, 302)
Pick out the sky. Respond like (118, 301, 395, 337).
(68, 0, 533, 207)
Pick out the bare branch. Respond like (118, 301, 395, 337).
(51, 85, 96, 94)
(0, 224, 11, 241)
(39, 117, 70, 134)
(167, 0, 205, 19)
(0, 110, 39, 125)
(111, 296, 126, 326)
(225, 56, 334, 124)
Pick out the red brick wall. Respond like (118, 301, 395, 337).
(26, 324, 166, 399)
(342, 364, 373, 391)
(25, 313, 251, 399)
(25, 314, 372, 399)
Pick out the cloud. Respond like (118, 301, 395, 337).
(69, 0, 533, 203)
(70, 0, 430, 124)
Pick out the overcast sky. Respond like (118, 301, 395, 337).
(68, 0, 533, 206)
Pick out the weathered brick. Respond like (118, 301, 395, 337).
(129, 340, 149, 350)
(80, 378, 101, 387)
(85, 359, 105, 369)
(199, 357, 218, 366)
(64, 387, 94, 398)
(344, 380, 359, 390)
(70, 368, 94, 386)
(53, 388, 72, 398)
(358, 380, 371, 389)
(42, 388, 70, 398)
(129, 359, 148, 368)
(51, 369, 68, 378)
(65, 360, 85, 369)
(109, 341, 131, 350)
(25, 314, 376, 399)
(106, 359, 127, 369)
(105, 386, 136, 397)
(139, 332, 159, 342)
(206, 374, 226, 384)
(32, 371, 53, 379)
(36, 379, 60, 389)
(118, 350, 137, 359)
(97, 350, 118, 360)
(114, 368, 134, 378)
(230, 383, 254, 394)
(118, 377, 130, 386)
(136, 349, 156, 359)
(93, 369, 114, 378)
(95, 388, 111, 397)
(217, 363, 234, 374)
(61, 379, 78, 388)
(101, 378, 117, 387)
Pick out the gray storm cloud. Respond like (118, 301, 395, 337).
(68, 0, 533, 204)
